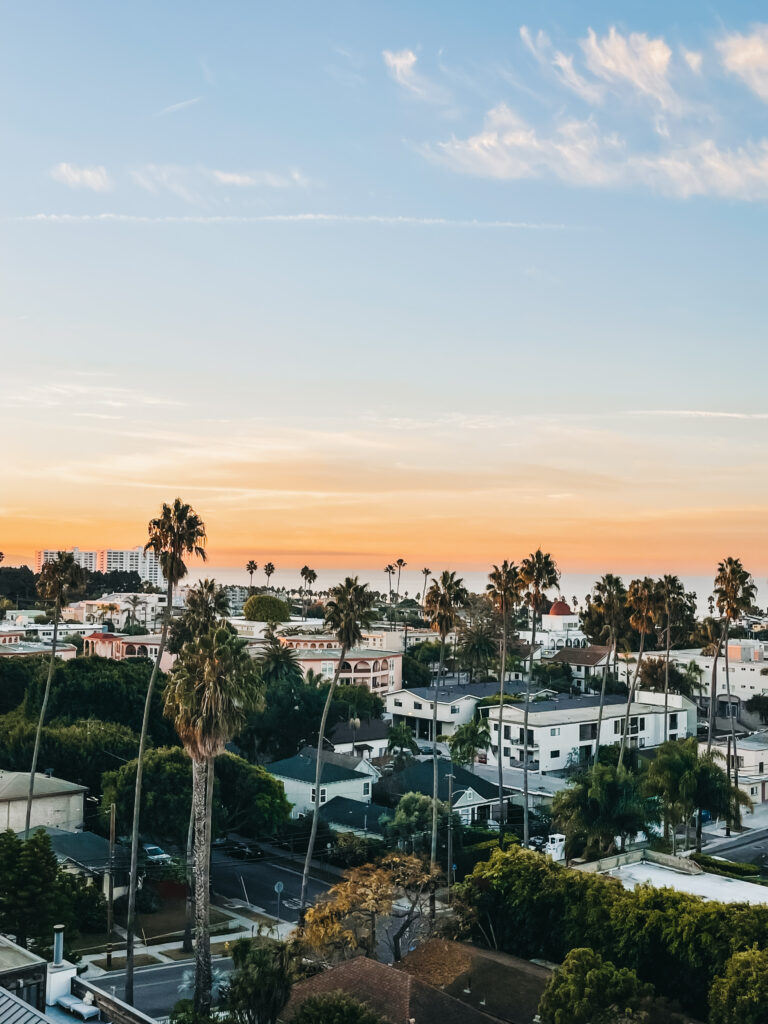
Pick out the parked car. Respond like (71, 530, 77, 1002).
(229, 841, 264, 861)
(143, 843, 172, 864)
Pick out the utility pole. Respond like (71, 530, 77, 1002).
(106, 803, 115, 970)
(447, 772, 454, 892)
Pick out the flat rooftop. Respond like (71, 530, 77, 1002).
(607, 860, 768, 905)
(0, 934, 45, 972)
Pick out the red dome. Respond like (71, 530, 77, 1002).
(549, 600, 572, 616)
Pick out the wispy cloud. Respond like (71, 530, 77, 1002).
(382, 49, 451, 104)
(131, 164, 203, 204)
(427, 104, 768, 199)
(629, 410, 768, 421)
(580, 27, 680, 111)
(717, 26, 768, 101)
(212, 168, 310, 188)
(520, 27, 604, 104)
(155, 96, 201, 116)
(50, 163, 112, 191)
(16, 211, 569, 229)
(682, 48, 703, 74)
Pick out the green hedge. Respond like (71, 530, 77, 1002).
(690, 852, 762, 879)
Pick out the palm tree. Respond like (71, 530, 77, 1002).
(657, 575, 686, 743)
(257, 639, 304, 687)
(618, 577, 658, 769)
(263, 562, 276, 589)
(420, 568, 431, 611)
(383, 564, 395, 623)
(684, 660, 704, 698)
(299, 566, 314, 619)
(447, 718, 491, 772)
(24, 552, 85, 837)
(519, 550, 560, 846)
(102, 602, 120, 628)
(303, 668, 326, 688)
(246, 560, 258, 591)
(424, 571, 469, 869)
(387, 721, 419, 756)
(394, 558, 407, 618)
(458, 622, 497, 683)
(487, 560, 522, 832)
(164, 625, 260, 1016)
(124, 498, 207, 1006)
(299, 577, 375, 912)
(305, 569, 318, 613)
(592, 574, 626, 764)
(125, 594, 144, 628)
(713, 557, 756, 822)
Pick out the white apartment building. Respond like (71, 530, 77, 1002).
(35, 546, 162, 585)
(706, 733, 768, 807)
(480, 690, 698, 773)
(671, 641, 768, 710)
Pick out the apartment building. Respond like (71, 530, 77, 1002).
(35, 546, 162, 585)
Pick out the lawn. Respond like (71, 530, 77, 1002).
(121, 896, 234, 943)
(92, 953, 160, 970)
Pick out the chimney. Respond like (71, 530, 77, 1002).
(53, 925, 64, 966)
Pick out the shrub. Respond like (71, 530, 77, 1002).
(709, 947, 768, 1024)
(292, 991, 384, 1024)
(690, 852, 761, 877)
(243, 594, 291, 622)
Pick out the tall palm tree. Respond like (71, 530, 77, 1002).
(305, 568, 318, 612)
(394, 558, 407, 617)
(299, 566, 314, 619)
(592, 574, 626, 765)
(458, 622, 497, 683)
(383, 564, 395, 623)
(713, 557, 756, 822)
(487, 561, 522, 831)
(657, 575, 686, 743)
(618, 577, 658, 768)
(24, 552, 85, 837)
(420, 568, 431, 611)
(263, 562, 276, 589)
(124, 498, 206, 1006)
(519, 550, 560, 846)
(424, 571, 469, 869)
(299, 577, 375, 911)
(246, 560, 258, 591)
(165, 625, 260, 1016)
(125, 594, 145, 628)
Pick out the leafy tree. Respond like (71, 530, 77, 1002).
(300, 578, 375, 912)
(0, 564, 37, 604)
(401, 655, 431, 687)
(125, 497, 207, 1005)
(637, 657, 689, 696)
(424, 571, 469, 866)
(709, 947, 768, 1024)
(447, 718, 491, 771)
(243, 594, 291, 622)
(538, 947, 652, 1024)
(225, 936, 295, 1024)
(746, 694, 768, 724)
(520, 550, 560, 845)
(382, 792, 457, 858)
(292, 992, 384, 1024)
(26, 552, 85, 837)
(0, 657, 43, 715)
(165, 625, 262, 1016)
(81, 570, 143, 598)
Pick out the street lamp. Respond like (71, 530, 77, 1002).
(446, 772, 469, 894)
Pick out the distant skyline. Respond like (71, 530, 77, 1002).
(3, 3, 768, 573)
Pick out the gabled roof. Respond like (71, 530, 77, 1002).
(22, 827, 129, 872)
(284, 955, 500, 1024)
(267, 753, 368, 785)
(0, 770, 86, 801)
(550, 645, 611, 667)
(319, 797, 389, 833)
(390, 759, 498, 803)
(0, 988, 49, 1024)
(330, 718, 391, 744)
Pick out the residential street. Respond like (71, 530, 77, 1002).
(211, 850, 330, 923)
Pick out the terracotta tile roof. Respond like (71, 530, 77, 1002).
(283, 955, 502, 1024)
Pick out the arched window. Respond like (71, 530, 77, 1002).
(340, 661, 352, 672)
(124, 644, 136, 657)
(380, 659, 389, 670)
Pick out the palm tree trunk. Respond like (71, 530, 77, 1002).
(664, 611, 671, 743)
(706, 631, 724, 754)
(183, 799, 194, 953)
(523, 614, 535, 847)
(618, 630, 646, 769)
(695, 807, 703, 853)
(25, 601, 60, 840)
(125, 576, 172, 1005)
(593, 636, 613, 767)
(430, 640, 446, 869)
(300, 644, 347, 911)
(192, 757, 212, 1018)
(722, 622, 741, 828)
(497, 611, 508, 835)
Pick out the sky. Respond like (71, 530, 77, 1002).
(2, 2, 768, 583)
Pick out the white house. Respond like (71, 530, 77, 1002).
(0, 771, 86, 833)
(328, 718, 392, 759)
(267, 752, 373, 818)
(671, 644, 768, 711)
(518, 599, 588, 653)
(545, 645, 612, 690)
(705, 732, 768, 808)
(387, 681, 544, 742)
(481, 691, 697, 773)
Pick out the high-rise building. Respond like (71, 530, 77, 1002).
(34, 546, 162, 585)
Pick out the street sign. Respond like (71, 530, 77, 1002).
(274, 881, 284, 894)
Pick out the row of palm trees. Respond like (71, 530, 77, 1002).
(245, 559, 276, 590)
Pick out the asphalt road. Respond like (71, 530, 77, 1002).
(92, 958, 234, 1018)
(211, 850, 330, 923)
(705, 827, 768, 868)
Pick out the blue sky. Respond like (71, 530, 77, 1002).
(2, 2, 768, 575)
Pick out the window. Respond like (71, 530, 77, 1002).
(414, 701, 422, 710)
(311, 787, 327, 804)
(614, 719, 624, 735)
(550, 727, 560, 736)
(503, 725, 511, 740)
(492, 722, 499, 732)
(363, 782, 370, 795)
(551, 749, 560, 759)
(669, 713, 678, 730)
(394, 698, 403, 707)
(503, 746, 510, 757)
(451, 705, 460, 714)
(579, 723, 597, 741)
